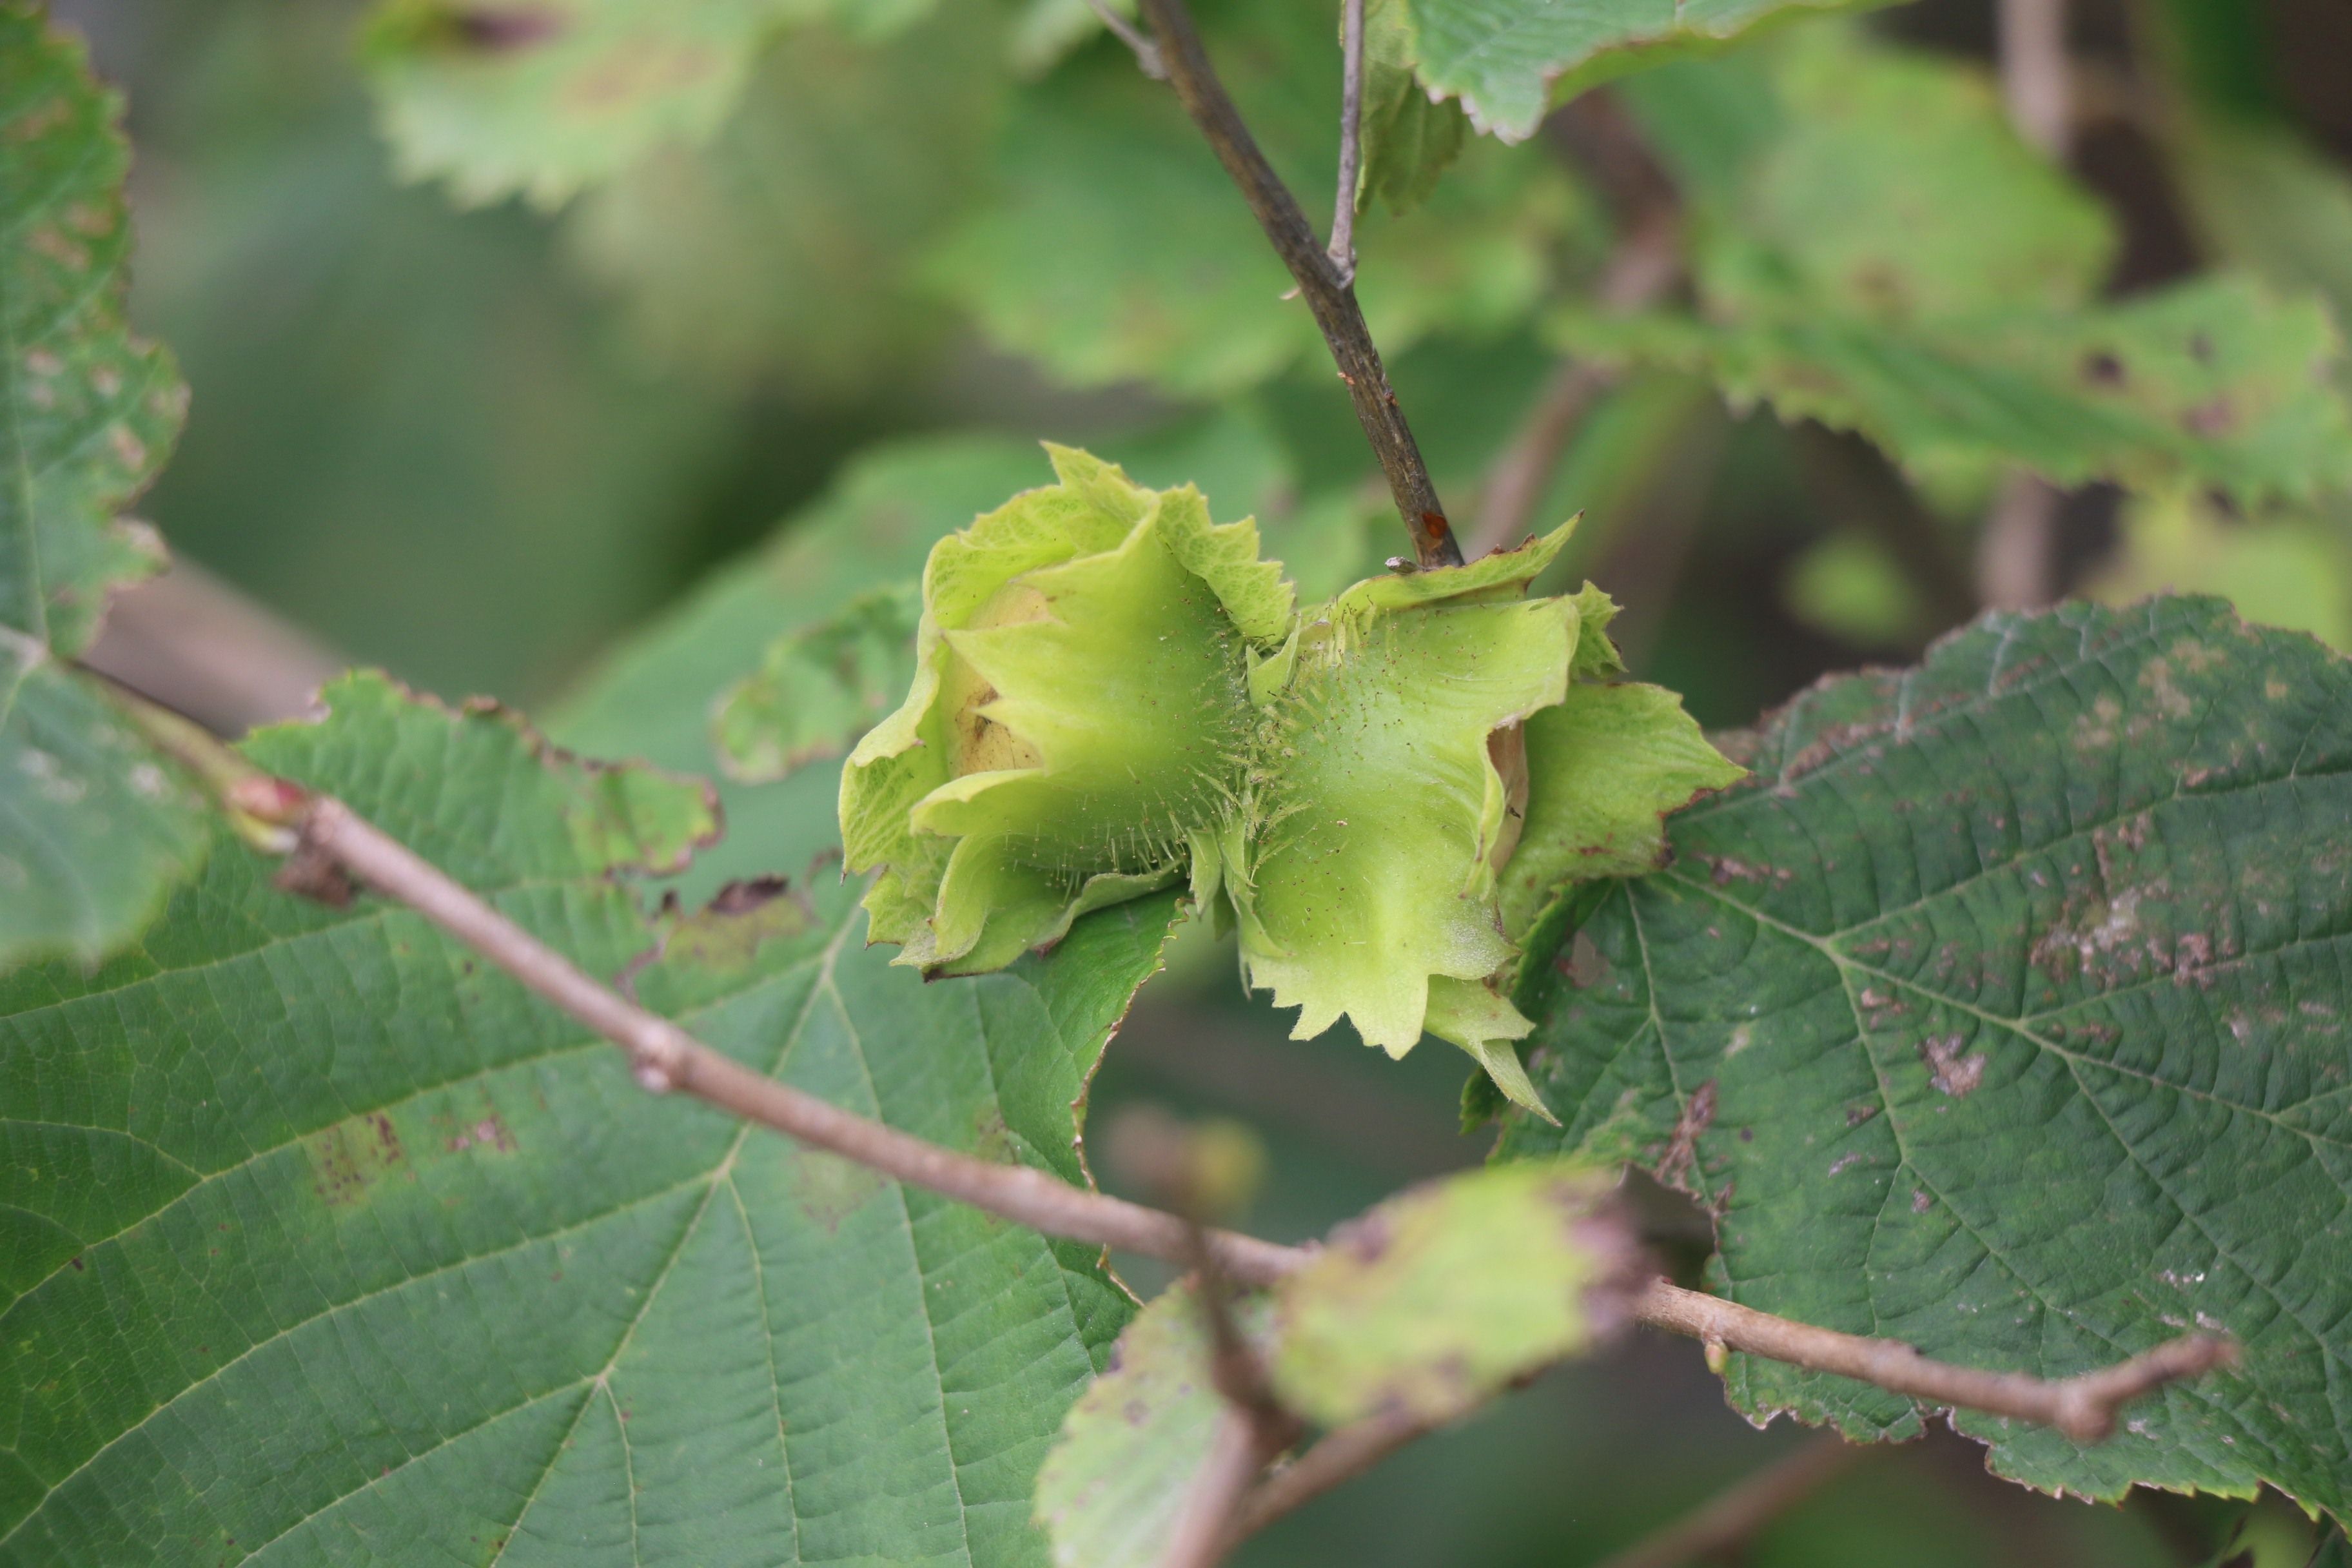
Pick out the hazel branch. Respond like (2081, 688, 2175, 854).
(1635, 1280, 2236, 1446)
(1133, 0, 1460, 568)
(115, 681, 2236, 1469)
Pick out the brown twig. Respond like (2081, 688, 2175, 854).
(1998, 0, 2073, 160)
(1158, 1409, 1269, 1568)
(1232, 1404, 1429, 1540)
(82, 559, 340, 736)
(1977, 446, 2066, 611)
(113, 686, 2237, 1494)
(1328, 0, 1365, 286)
(299, 787, 1307, 1281)
(1134, 0, 1460, 567)
(1592, 1436, 1867, 1568)
(1636, 1280, 2235, 1445)
(1161, 1242, 1302, 1568)
(1980, 0, 2072, 610)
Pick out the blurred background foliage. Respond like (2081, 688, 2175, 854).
(59, 0, 2352, 1560)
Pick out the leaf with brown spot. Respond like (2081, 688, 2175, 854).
(1268, 1160, 1642, 1427)
(1502, 597, 2352, 1522)
(0, 6, 206, 967)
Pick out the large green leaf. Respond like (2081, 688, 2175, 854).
(1580, 35, 2352, 506)
(1404, 0, 1888, 142)
(1571, 275, 2352, 505)
(363, 0, 935, 208)
(0, 6, 205, 968)
(562, 4, 1005, 391)
(0, 672, 1178, 1564)
(1498, 597, 2352, 1522)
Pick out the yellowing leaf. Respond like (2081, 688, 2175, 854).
(1269, 1161, 1636, 1426)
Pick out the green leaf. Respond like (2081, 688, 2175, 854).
(562, 5, 1004, 389)
(1404, 0, 1892, 143)
(1268, 1160, 1634, 1426)
(1582, 35, 2352, 505)
(714, 583, 923, 783)
(0, 6, 205, 968)
(0, 651, 206, 968)
(1498, 597, 2352, 1521)
(926, 0, 1578, 397)
(1032, 1284, 1273, 1568)
(1692, 28, 2112, 322)
(1357, 0, 1469, 215)
(1576, 272, 2352, 507)
(2173, 117, 2352, 371)
(0, 670, 1181, 1564)
(364, 0, 934, 208)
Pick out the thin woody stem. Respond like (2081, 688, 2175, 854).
(1133, 0, 1461, 568)
(1233, 1404, 1427, 1540)
(299, 790, 1305, 1286)
(1157, 1410, 1267, 1568)
(1635, 1280, 2235, 1445)
(1084, 0, 1166, 77)
(1328, 0, 1365, 285)
(116, 683, 2235, 1484)
(1591, 1435, 1865, 1568)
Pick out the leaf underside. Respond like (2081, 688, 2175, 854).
(0, 673, 1177, 1566)
(1500, 596, 2352, 1523)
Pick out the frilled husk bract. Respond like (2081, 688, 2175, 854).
(839, 446, 1738, 1114)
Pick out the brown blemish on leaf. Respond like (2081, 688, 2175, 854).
(449, 6, 566, 49)
(2180, 397, 2235, 437)
(444, 1111, 516, 1154)
(2073, 694, 2122, 751)
(2081, 350, 2126, 387)
(308, 1113, 409, 1209)
(2138, 658, 2195, 721)
(1656, 1079, 1717, 1191)
(1696, 854, 1794, 888)
(1921, 1034, 1987, 1097)
(663, 876, 814, 970)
